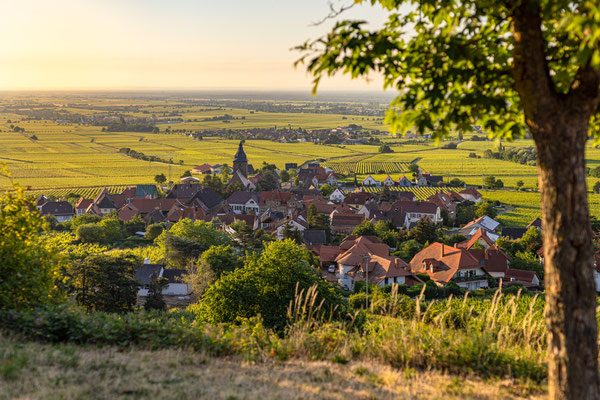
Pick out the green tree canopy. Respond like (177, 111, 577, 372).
(0, 177, 63, 310)
(191, 239, 345, 331)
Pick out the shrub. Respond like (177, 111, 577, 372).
(76, 223, 105, 244)
(191, 240, 345, 332)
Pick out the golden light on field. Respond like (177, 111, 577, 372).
(0, 0, 387, 90)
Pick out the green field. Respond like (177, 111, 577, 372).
(3, 93, 600, 228)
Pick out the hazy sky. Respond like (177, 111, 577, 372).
(0, 0, 389, 91)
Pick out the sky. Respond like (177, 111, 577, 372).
(0, 0, 390, 91)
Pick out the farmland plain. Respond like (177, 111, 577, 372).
(2, 92, 600, 227)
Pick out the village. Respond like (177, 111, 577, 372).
(32, 140, 567, 305)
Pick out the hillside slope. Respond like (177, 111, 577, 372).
(0, 335, 544, 400)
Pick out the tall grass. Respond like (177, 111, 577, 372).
(1, 286, 548, 383)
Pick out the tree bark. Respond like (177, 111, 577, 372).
(511, 2, 600, 399)
(535, 113, 600, 400)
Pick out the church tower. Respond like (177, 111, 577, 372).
(232, 141, 248, 178)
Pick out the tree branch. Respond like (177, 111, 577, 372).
(310, 1, 355, 26)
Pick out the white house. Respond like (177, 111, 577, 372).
(135, 263, 191, 297)
(397, 175, 413, 187)
(274, 217, 309, 240)
(362, 175, 380, 187)
(227, 192, 260, 214)
(329, 188, 346, 203)
(383, 175, 395, 186)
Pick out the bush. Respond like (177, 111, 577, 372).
(191, 240, 346, 331)
(145, 223, 163, 241)
(0, 184, 63, 310)
(76, 223, 105, 244)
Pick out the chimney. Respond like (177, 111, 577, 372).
(484, 249, 489, 260)
(441, 243, 445, 257)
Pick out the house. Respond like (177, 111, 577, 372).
(39, 201, 74, 222)
(396, 175, 413, 187)
(334, 236, 421, 291)
(397, 200, 442, 228)
(416, 172, 444, 186)
(180, 176, 201, 183)
(118, 204, 141, 221)
(467, 246, 511, 279)
(527, 217, 543, 231)
(503, 268, 541, 288)
(459, 187, 483, 203)
(135, 264, 191, 297)
(191, 164, 214, 174)
(134, 264, 164, 297)
(259, 190, 299, 214)
(330, 213, 365, 234)
(459, 216, 501, 241)
(75, 197, 93, 216)
(285, 163, 298, 171)
(456, 228, 496, 250)
(226, 191, 260, 214)
(329, 188, 346, 203)
(273, 216, 309, 240)
(228, 169, 257, 191)
(427, 192, 462, 218)
(303, 230, 327, 246)
(165, 204, 207, 222)
(383, 175, 395, 186)
(501, 227, 528, 240)
(185, 187, 224, 214)
(165, 183, 204, 199)
(161, 269, 192, 296)
(410, 242, 490, 290)
(343, 191, 375, 208)
(90, 188, 117, 215)
(362, 175, 380, 187)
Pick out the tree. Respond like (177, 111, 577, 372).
(407, 163, 419, 175)
(71, 254, 139, 313)
(380, 184, 392, 201)
(145, 223, 163, 241)
(282, 222, 303, 244)
(76, 223, 105, 244)
(352, 220, 376, 236)
(484, 176, 497, 189)
(200, 245, 243, 278)
(516, 180, 525, 189)
(154, 173, 166, 185)
(521, 226, 543, 253)
(0, 178, 63, 309)
(191, 239, 345, 331)
(279, 169, 290, 183)
(378, 144, 394, 153)
(258, 170, 280, 191)
(410, 217, 438, 245)
(594, 181, 600, 194)
(319, 183, 336, 198)
(180, 170, 192, 178)
(144, 274, 168, 311)
(476, 201, 497, 219)
(297, 3, 600, 395)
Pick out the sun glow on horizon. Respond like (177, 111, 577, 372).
(0, 0, 388, 91)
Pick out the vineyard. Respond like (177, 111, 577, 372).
(326, 161, 409, 175)
(361, 186, 464, 201)
(24, 186, 130, 199)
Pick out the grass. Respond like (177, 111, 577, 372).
(0, 334, 544, 399)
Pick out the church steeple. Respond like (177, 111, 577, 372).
(232, 141, 248, 177)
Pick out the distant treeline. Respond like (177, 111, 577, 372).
(118, 148, 171, 164)
(483, 146, 537, 166)
(105, 121, 157, 133)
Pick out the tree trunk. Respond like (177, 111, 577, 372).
(535, 112, 600, 400)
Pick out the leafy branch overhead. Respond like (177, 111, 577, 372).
(295, 0, 600, 139)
